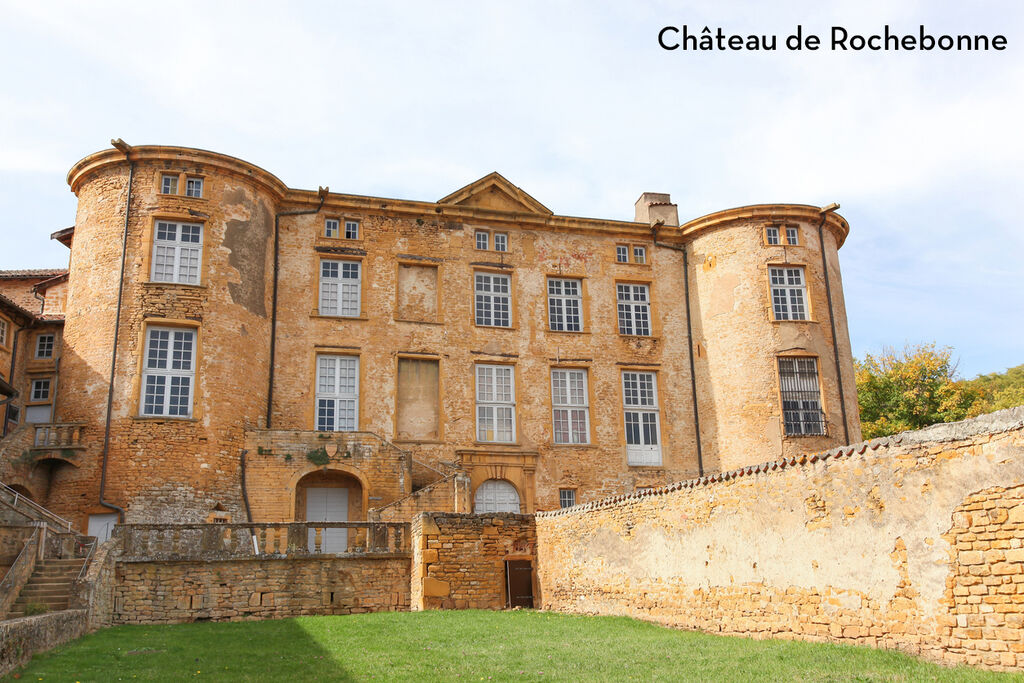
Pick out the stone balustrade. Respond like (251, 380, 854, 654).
(31, 423, 86, 450)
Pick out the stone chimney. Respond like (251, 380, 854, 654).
(634, 192, 678, 227)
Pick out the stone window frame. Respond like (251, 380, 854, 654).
(394, 259, 444, 325)
(546, 277, 585, 333)
(776, 355, 827, 437)
(475, 363, 517, 444)
(0, 316, 8, 348)
(29, 378, 51, 403)
(323, 216, 364, 241)
(156, 170, 208, 200)
(621, 369, 662, 466)
(314, 353, 360, 432)
(473, 228, 509, 253)
(550, 367, 591, 445)
(785, 226, 800, 245)
(138, 324, 198, 419)
(615, 243, 651, 266)
(184, 177, 204, 198)
(768, 264, 812, 322)
(34, 333, 55, 359)
(764, 222, 800, 247)
(150, 220, 204, 286)
(392, 352, 444, 443)
(558, 488, 577, 508)
(318, 258, 363, 318)
(615, 282, 653, 337)
(473, 270, 515, 329)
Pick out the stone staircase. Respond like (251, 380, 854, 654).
(7, 557, 86, 617)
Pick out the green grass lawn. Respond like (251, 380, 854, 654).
(4, 610, 1020, 682)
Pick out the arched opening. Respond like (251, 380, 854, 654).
(8, 484, 34, 502)
(295, 470, 364, 553)
(474, 479, 521, 513)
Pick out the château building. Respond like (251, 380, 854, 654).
(0, 141, 860, 543)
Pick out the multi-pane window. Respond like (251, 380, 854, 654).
(494, 233, 508, 252)
(778, 357, 825, 436)
(140, 327, 195, 417)
(616, 284, 651, 336)
(152, 221, 203, 285)
(551, 369, 589, 444)
(185, 178, 204, 198)
(785, 226, 799, 245)
(319, 260, 361, 317)
(475, 231, 489, 250)
(160, 174, 178, 195)
(633, 246, 646, 264)
(547, 278, 582, 332)
(315, 355, 359, 431)
(559, 489, 576, 508)
(474, 273, 511, 327)
(30, 379, 50, 402)
(325, 218, 339, 238)
(0, 319, 7, 346)
(35, 334, 55, 359)
(476, 365, 515, 442)
(615, 245, 629, 263)
(769, 266, 808, 321)
(344, 220, 360, 240)
(622, 371, 661, 465)
(765, 226, 780, 245)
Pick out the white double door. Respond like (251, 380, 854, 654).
(306, 487, 348, 553)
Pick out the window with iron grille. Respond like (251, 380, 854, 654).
(547, 278, 582, 332)
(769, 266, 808, 320)
(325, 218, 339, 238)
(551, 368, 589, 444)
(344, 220, 360, 240)
(785, 226, 799, 245)
(316, 355, 359, 431)
(616, 284, 651, 336)
(476, 365, 515, 442)
(559, 489, 576, 508)
(35, 334, 55, 359)
(474, 272, 511, 327)
(140, 327, 195, 417)
(622, 371, 660, 465)
(778, 357, 825, 436)
(319, 260, 361, 317)
(152, 221, 203, 285)
(30, 379, 50, 402)
(765, 226, 780, 245)
(185, 177, 204, 198)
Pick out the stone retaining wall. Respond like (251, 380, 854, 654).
(0, 610, 88, 676)
(535, 407, 1024, 671)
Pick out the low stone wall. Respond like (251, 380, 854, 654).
(0, 610, 88, 676)
(535, 408, 1024, 671)
(411, 513, 536, 610)
(0, 525, 33, 564)
(71, 537, 120, 629)
(113, 555, 411, 623)
(0, 527, 39, 617)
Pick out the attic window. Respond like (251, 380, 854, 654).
(475, 231, 489, 250)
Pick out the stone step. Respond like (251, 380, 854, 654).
(26, 576, 75, 585)
(18, 589, 71, 601)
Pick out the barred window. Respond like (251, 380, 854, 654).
(551, 368, 589, 444)
(474, 273, 511, 327)
(35, 334, 55, 359)
(559, 489, 576, 508)
(622, 371, 660, 465)
(152, 221, 203, 285)
(141, 327, 195, 417)
(547, 278, 582, 332)
(316, 355, 359, 431)
(476, 365, 515, 442)
(325, 219, 339, 238)
(616, 284, 651, 336)
(319, 260, 361, 317)
(769, 266, 808, 321)
(778, 357, 825, 436)
(765, 226, 780, 245)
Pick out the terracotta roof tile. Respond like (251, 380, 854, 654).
(0, 268, 68, 280)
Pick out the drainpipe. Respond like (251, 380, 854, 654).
(816, 203, 851, 445)
(239, 448, 259, 553)
(266, 188, 329, 428)
(653, 235, 705, 477)
(97, 138, 135, 524)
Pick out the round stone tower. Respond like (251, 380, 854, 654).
(682, 205, 860, 473)
(60, 145, 286, 527)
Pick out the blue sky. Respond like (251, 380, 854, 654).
(1, 1, 1020, 377)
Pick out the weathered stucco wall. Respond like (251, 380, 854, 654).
(536, 408, 1024, 671)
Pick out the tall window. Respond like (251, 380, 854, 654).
(141, 327, 196, 417)
(152, 221, 203, 285)
(778, 357, 825, 436)
(769, 266, 808, 320)
(551, 369, 589, 444)
(622, 371, 660, 465)
(319, 260, 361, 317)
(316, 355, 359, 431)
(547, 278, 582, 332)
(474, 273, 511, 327)
(476, 365, 515, 442)
(185, 178, 204, 198)
(0, 319, 7, 346)
(616, 284, 651, 336)
(35, 334, 55, 359)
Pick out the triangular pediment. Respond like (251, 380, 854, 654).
(438, 172, 552, 215)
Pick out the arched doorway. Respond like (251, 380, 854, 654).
(474, 479, 521, 513)
(295, 470, 363, 553)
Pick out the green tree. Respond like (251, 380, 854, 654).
(855, 344, 982, 438)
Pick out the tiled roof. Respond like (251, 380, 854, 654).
(0, 269, 68, 280)
(0, 291, 35, 320)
